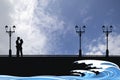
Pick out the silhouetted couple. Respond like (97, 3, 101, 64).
(16, 37, 23, 57)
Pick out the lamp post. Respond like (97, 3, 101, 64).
(5, 25, 16, 57)
(75, 25, 86, 57)
(102, 25, 113, 57)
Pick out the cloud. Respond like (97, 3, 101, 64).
(0, 0, 14, 55)
(109, 33, 120, 55)
(79, 6, 89, 17)
(9, 0, 66, 55)
(83, 16, 93, 24)
(85, 33, 120, 56)
(0, 0, 67, 55)
(85, 39, 105, 56)
(0, 0, 119, 56)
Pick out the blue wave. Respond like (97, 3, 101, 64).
(0, 60, 120, 80)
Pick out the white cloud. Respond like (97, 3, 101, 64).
(0, 0, 119, 56)
(83, 16, 93, 24)
(86, 51, 103, 56)
(0, 0, 66, 55)
(85, 33, 120, 56)
(109, 33, 120, 55)
(10, 0, 45, 55)
(85, 44, 105, 56)
(79, 5, 90, 17)
(0, 0, 14, 55)
(9, 0, 65, 55)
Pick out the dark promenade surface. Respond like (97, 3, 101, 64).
(0, 55, 119, 76)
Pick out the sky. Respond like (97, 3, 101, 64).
(0, 0, 120, 56)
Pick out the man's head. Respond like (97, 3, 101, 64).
(17, 37, 20, 40)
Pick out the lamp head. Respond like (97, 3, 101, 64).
(83, 26, 86, 28)
(109, 25, 113, 31)
(110, 25, 113, 29)
(102, 25, 105, 31)
(102, 25, 105, 28)
(5, 25, 8, 31)
(5, 25, 8, 29)
(75, 25, 78, 29)
(75, 25, 79, 31)
(82, 26, 86, 29)
(13, 25, 16, 28)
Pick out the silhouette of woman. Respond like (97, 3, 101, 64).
(19, 39, 23, 57)
(16, 37, 20, 57)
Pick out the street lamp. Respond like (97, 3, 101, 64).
(102, 25, 113, 57)
(5, 25, 16, 57)
(75, 25, 86, 57)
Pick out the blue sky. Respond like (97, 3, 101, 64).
(0, 0, 120, 55)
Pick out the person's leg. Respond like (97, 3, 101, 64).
(19, 49, 23, 57)
(21, 49, 23, 57)
(16, 48, 19, 57)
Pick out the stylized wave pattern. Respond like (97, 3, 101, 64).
(0, 60, 120, 80)
(71, 60, 120, 80)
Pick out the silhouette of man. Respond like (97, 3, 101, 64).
(16, 37, 20, 57)
(16, 37, 23, 57)
(19, 39, 23, 57)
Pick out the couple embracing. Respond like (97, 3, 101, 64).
(16, 37, 23, 57)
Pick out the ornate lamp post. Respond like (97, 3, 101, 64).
(102, 25, 113, 57)
(5, 25, 16, 57)
(75, 25, 86, 57)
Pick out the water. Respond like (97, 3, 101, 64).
(0, 60, 120, 80)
